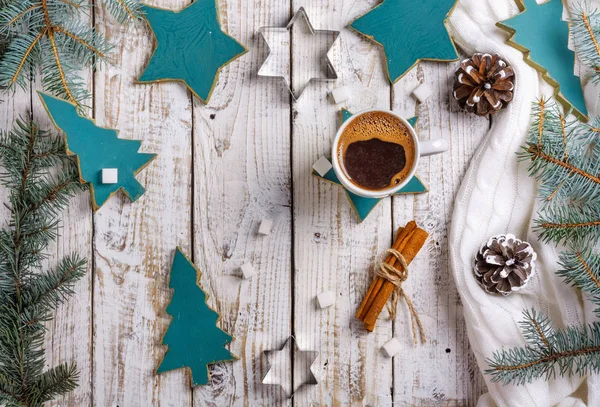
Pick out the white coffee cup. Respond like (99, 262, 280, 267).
(332, 109, 448, 199)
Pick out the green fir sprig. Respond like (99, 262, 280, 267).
(488, 100, 600, 383)
(0, 119, 87, 406)
(571, 7, 600, 81)
(558, 250, 600, 313)
(519, 99, 600, 246)
(0, 0, 142, 107)
(486, 309, 600, 386)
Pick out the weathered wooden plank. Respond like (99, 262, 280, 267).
(92, 1, 194, 405)
(31, 75, 94, 406)
(0, 69, 93, 407)
(2, 82, 93, 407)
(191, 0, 293, 405)
(291, 2, 394, 406)
(391, 61, 488, 406)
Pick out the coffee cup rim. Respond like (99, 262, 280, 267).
(332, 108, 420, 199)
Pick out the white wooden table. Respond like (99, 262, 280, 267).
(1, 1, 492, 405)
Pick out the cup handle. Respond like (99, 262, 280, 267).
(419, 139, 449, 157)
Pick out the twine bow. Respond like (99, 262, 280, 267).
(376, 248, 427, 345)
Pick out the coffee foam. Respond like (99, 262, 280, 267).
(337, 111, 416, 191)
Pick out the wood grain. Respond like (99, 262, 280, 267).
(291, 1, 395, 406)
(0, 1, 492, 405)
(93, 0, 193, 405)
(191, 0, 293, 405)
(391, 61, 489, 406)
(33, 74, 95, 407)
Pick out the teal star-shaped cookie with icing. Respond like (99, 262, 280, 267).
(139, 0, 247, 103)
(350, 0, 459, 83)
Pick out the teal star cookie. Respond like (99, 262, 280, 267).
(139, 0, 247, 103)
(350, 0, 459, 83)
(313, 110, 428, 222)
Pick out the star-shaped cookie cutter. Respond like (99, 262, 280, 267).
(258, 7, 340, 100)
(262, 336, 319, 398)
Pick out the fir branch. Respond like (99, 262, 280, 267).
(508, 94, 600, 386)
(571, 7, 600, 80)
(23, 254, 86, 312)
(32, 362, 78, 404)
(518, 100, 600, 205)
(521, 99, 600, 247)
(535, 203, 600, 246)
(0, 118, 87, 406)
(486, 310, 600, 385)
(0, 0, 142, 106)
(104, 0, 141, 24)
(558, 250, 600, 316)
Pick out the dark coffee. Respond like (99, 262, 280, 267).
(337, 111, 416, 191)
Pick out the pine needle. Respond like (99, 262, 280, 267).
(486, 310, 600, 385)
(0, 118, 87, 405)
(0, 0, 142, 106)
(571, 7, 600, 82)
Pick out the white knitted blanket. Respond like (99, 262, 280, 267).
(447, 0, 600, 405)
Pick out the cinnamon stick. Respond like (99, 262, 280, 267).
(362, 226, 419, 330)
(356, 227, 404, 320)
(356, 221, 429, 332)
(356, 223, 417, 320)
(364, 228, 428, 331)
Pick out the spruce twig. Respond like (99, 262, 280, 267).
(0, 0, 142, 107)
(0, 119, 87, 406)
(571, 7, 600, 81)
(558, 250, 600, 316)
(486, 310, 600, 385)
(519, 99, 600, 245)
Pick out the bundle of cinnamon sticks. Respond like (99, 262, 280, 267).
(356, 221, 429, 332)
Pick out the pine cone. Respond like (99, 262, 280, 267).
(474, 234, 537, 296)
(453, 53, 515, 116)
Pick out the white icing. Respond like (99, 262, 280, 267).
(473, 96, 481, 103)
(484, 83, 492, 90)
(466, 66, 474, 74)
(499, 60, 506, 67)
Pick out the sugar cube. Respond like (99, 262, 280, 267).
(240, 263, 256, 279)
(317, 291, 335, 309)
(101, 168, 118, 184)
(330, 86, 351, 104)
(258, 219, 273, 236)
(382, 338, 402, 358)
(313, 157, 333, 177)
(412, 83, 433, 103)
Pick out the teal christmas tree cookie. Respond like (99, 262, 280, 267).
(313, 110, 428, 222)
(498, 0, 588, 120)
(158, 248, 237, 387)
(139, 0, 247, 103)
(350, 0, 459, 83)
(39, 92, 156, 211)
